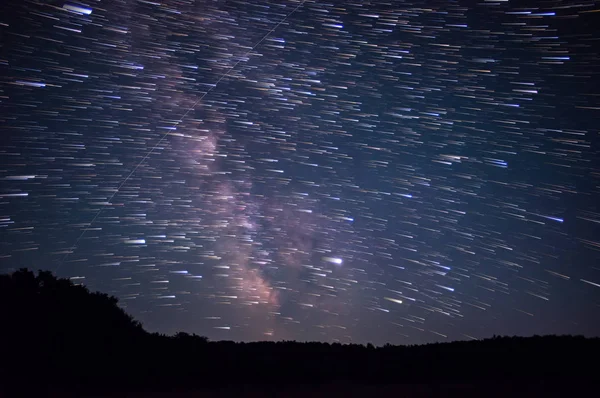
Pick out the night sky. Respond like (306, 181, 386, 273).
(1, 0, 599, 346)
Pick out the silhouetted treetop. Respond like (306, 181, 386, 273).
(0, 268, 145, 345)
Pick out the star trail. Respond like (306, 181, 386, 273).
(1, 0, 599, 345)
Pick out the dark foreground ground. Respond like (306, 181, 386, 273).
(5, 336, 595, 397)
(31, 382, 593, 398)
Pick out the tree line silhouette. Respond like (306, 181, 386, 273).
(1, 268, 597, 396)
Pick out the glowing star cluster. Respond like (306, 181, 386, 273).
(0, 0, 599, 345)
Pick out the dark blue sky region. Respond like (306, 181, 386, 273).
(1, 0, 599, 345)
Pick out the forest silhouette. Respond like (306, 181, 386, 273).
(1, 268, 597, 397)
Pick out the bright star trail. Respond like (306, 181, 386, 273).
(1, 0, 599, 345)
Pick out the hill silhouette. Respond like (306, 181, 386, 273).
(0, 269, 597, 397)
